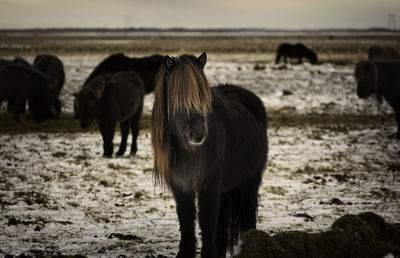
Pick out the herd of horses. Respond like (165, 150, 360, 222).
(0, 43, 400, 257)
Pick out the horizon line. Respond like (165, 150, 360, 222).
(0, 26, 399, 33)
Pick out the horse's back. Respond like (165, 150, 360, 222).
(84, 53, 132, 86)
(213, 84, 267, 128)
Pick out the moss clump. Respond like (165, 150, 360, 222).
(236, 212, 400, 258)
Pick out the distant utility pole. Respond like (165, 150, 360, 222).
(388, 13, 395, 31)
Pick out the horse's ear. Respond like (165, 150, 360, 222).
(197, 52, 207, 68)
(164, 55, 174, 71)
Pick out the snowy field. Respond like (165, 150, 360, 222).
(0, 53, 399, 257)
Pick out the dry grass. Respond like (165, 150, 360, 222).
(1, 33, 399, 64)
(0, 110, 395, 135)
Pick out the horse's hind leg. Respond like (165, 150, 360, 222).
(239, 173, 262, 233)
(171, 185, 197, 258)
(116, 120, 129, 156)
(129, 104, 143, 155)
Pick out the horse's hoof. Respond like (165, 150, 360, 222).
(103, 153, 113, 158)
(176, 251, 195, 258)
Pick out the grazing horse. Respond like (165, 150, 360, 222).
(368, 46, 400, 61)
(0, 64, 56, 123)
(275, 43, 318, 64)
(152, 53, 268, 258)
(355, 60, 400, 138)
(0, 57, 32, 113)
(76, 71, 145, 158)
(34, 54, 65, 119)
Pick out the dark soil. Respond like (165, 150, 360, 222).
(236, 212, 400, 258)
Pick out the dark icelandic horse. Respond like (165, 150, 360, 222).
(355, 60, 400, 138)
(0, 64, 57, 123)
(74, 53, 164, 117)
(275, 43, 318, 64)
(76, 71, 145, 158)
(0, 57, 32, 113)
(152, 53, 268, 258)
(368, 46, 400, 61)
(83, 53, 163, 93)
(34, 54, 65, 119)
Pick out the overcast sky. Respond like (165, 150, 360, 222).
(0, 0, 399, 29)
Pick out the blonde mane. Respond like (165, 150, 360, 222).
(152, 55, 212, 186)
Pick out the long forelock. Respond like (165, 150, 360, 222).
(166, 56, 212, 117)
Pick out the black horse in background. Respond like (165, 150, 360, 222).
(368, 46, 400, 61)
(152, 52, 268, 258)
(82, 53, 163, 93)
(275, 43, 318, 64)
(34, 54, 65, 119)
(355, 60, 400, 138)
(76, 71, 145, 158)
(74, 53, 163, 117)
(0, 57, 32, 113)
(0, 64, 57, 123)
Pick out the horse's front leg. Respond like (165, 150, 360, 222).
(198, 186, 220, 258)
(298, 57, 303, 64)
(99, 122, 116, 158)
(116, 120, 129, 156)
(172, 186, 197, 258)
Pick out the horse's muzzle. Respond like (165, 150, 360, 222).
(186, 129, 207, 148)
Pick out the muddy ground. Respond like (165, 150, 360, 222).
(0, 32, 399, 257)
